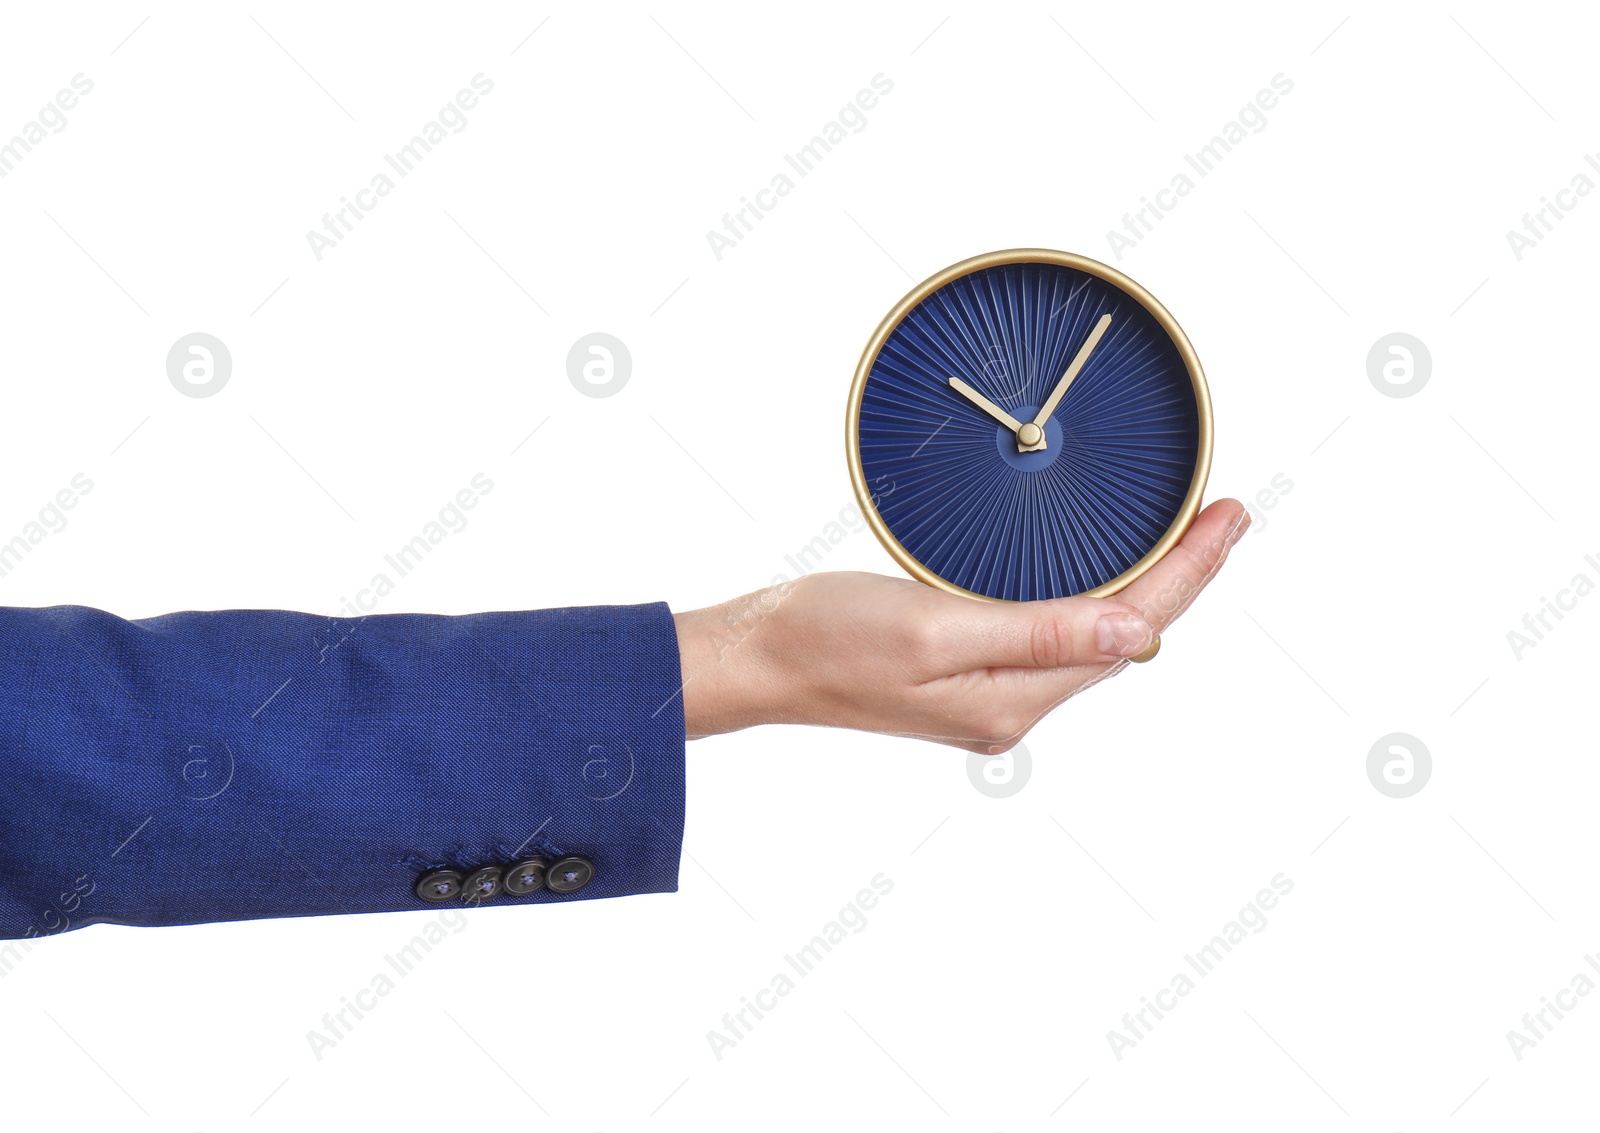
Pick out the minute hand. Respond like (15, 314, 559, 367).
(1023, 313, 1112, 448)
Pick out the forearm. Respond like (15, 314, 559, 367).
(0, 601, 687, 938)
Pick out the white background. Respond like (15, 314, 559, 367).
(0, 2, 1595, 1129)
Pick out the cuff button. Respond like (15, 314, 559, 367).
(415, 869, 464, 902)
(462, 865, 504, 903)
(502, 857, 548, 896)
(546, 855, 595, 894)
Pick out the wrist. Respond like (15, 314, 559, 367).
(673, 585, 791, 738)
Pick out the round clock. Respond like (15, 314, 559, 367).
(847, 248, 1212, 612)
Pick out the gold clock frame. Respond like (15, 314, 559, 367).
(845, 248, 1214, 603)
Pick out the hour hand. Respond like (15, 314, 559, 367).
(948, 377, 1042, 448)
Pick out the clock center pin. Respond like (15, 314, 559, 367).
(994, 407, 1064, 471)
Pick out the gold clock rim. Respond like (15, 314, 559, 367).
(845, 247, 1214, 603)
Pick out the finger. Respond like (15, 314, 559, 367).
(946, 499, 1249, 748)
(936, 499, 1247, 671)
(938, 592, 1158, 672)
(1117, 498, 1250, 632)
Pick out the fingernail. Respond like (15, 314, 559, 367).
(1226, 509, 1252, 546)
(1096, 613, 1154, 657)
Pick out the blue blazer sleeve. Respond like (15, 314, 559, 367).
(0, 601, 687, 939)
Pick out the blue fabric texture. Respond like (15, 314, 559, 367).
(0, 601, 687, 938)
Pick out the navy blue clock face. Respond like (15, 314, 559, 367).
(853, 256, 1204, 602)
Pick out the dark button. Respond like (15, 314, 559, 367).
(415, 869, 464, 902)
(462, 865, 503, 903)
(546, 855, 595, 894)
(502, 857, 548, 896)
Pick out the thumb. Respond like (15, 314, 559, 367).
(947, 596, 1156, 670)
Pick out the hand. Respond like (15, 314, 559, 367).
(673, 498, 1250, 752)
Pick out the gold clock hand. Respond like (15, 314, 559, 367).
(948, 376, 1031, 437)
(1019, 313, 1112, 452)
